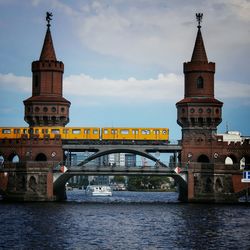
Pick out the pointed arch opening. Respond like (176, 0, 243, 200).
(35, 153, 47, 161)
(197, 154, 210, 163)
(241, 156, 250, 170)
(215, 178, 223, 192)
(7, 153, 20, 163)
(225, 155, 237, 165)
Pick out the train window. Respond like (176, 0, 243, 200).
(111, 129, 117, 134)
(23, 129, 28, 134)
(14, 129, 20, 134)
(35, 129, 39, 134)
(84, 129, 90, 134)
(162, 130, 167, 135)
(121, 129, 129, 135)
(142, 130, 150, 135)
(93, 129, 98, 134)
(51, 129, 60, 134)
(104, 129, 108, 134)
(154, 130, 160, 135)
(72, 129, 81, 134)
(63, 129, 69, 134)
(132, 130, 138, 134)
(2, 129, 11, 134)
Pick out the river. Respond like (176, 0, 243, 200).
(0, 190, 249, 249)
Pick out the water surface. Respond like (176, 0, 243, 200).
(0, 190, 249, 249)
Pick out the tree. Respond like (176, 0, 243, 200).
(113, 176, 125, 184)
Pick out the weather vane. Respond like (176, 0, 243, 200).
(46, 12, 53, 28)
(196, 13, 203, 29)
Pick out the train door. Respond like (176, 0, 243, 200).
(132, 129, 139, 141)
(13, 128, 21, 139)
(111, 129, 118, 140)
(84, 129, 90, 140)
(154, 129, 160, 140)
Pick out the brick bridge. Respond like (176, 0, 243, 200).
(0, 13, 250, 202)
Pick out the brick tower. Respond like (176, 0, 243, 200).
(23, 12, 70, 127)
(176, 13, 223, 164)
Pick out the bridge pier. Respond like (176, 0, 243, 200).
(1, 162, 56, 202)
(187, 164, 242, 203)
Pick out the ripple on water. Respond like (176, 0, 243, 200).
(0, 191, 249, 249)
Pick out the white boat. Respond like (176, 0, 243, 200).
(85, 185, 112, 197)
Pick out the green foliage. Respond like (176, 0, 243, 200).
(113, 176, 125, 184)
(127, 176, 174, 191)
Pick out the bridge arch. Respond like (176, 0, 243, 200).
(77, 148, 163, 167)
(55, 147, 188, 201)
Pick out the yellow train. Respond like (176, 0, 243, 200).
(0, 127, 169, 144)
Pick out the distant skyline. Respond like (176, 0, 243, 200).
(0, 0, 249, 140)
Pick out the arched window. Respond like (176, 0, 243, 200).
(197, 76, 204, 89)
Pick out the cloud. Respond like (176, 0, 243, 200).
(63, 0, 250, 72)
(64, 73, 183, 105)
(1, 72, 248, 107)
(216, 80, 250, 106)
(0, 73, 31, 92)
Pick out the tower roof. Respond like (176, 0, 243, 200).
(39, 27, 57, 61)
(191, 14, 208, 63)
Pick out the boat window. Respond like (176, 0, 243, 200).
(121, 129, 129, 135)
(2, 129, 11, 134)
(51, 129, 60, 134)
(72, 129, 81, 134)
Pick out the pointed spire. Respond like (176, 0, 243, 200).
(39, 12, 57, 61)
(191, 13, 208, 62)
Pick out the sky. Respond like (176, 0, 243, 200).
(0, 0, 249, 141)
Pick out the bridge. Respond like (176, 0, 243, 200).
(62, 141, 182, 165)
(1, 12, 249, 203)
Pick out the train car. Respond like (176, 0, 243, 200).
(0, 127, 29, 139)
(60, 127, 100, 140)
(29, 127, 101, 140)
(101, 127, 169, 144)
(0, 126, 169, 144)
